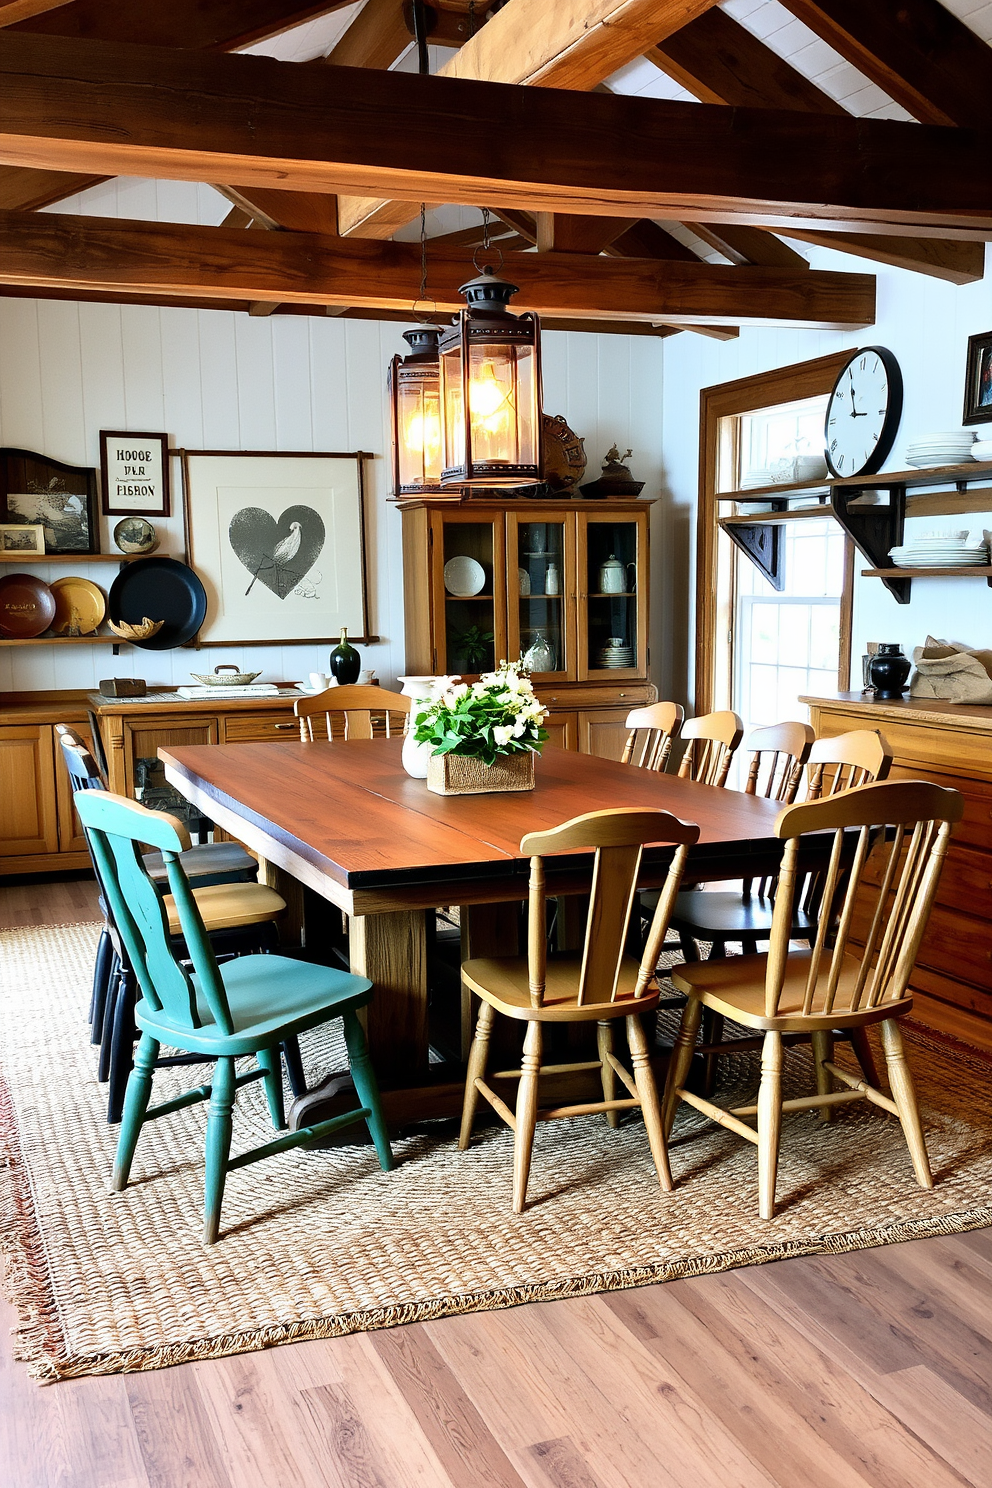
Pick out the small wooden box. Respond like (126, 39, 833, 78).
(426, 750, 536, 796)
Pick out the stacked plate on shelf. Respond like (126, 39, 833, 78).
(904, 431, 975, 468)
(596, 638, 634, 668)
(888, 531, 989, 568)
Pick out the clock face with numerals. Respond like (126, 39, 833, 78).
(824, 346, 903, 478)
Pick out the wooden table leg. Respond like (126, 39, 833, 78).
(256, 854, 304, 949)
(349, 909, 430, 1086)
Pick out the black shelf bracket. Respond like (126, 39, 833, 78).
(721, 500, 787, 590)
(831, 482, 909, 603)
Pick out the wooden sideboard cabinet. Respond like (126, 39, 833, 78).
(0, 699, 93, 874)
(802, 691, 992, 1052)
(400, 496, 655, 749)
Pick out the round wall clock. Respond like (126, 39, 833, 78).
(824, 346, 903, 478)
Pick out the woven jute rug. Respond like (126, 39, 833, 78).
(2, 922, 991, 1384)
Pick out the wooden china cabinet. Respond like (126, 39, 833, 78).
(399, 496, 655, 759)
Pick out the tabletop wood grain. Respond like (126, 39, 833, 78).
(159, 739, 787, 893)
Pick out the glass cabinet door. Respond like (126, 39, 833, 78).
(430, 509, 506, 677)
(506, 511, 575, 682)
(578, 510, 648, 681)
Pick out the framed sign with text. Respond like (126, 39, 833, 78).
(100, 430, 171, 516)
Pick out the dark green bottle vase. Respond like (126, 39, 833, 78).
(329, 627, 361, 685)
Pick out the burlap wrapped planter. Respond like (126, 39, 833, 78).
(427, 749, 536, 795)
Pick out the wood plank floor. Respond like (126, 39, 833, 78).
(2, 877, 991, 1488)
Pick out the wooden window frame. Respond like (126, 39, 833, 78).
(694, 350, 855, 716)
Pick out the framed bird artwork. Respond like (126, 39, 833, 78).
(1, 447, 100, 554)
(181, 449, 373, 647)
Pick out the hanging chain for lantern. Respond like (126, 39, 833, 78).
(473, 207, 504, 277)
(410, 202, 440, 324)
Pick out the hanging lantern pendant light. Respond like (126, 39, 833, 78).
(388, 324, 443, 497)
(439, 267, 543, 489)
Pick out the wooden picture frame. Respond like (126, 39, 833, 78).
(181, 449, 373, 647)
(1, 447, 100, 554)
(962, 331, 992, 426)
(100, 430, 171, 516)
(0, 522, 45, 555)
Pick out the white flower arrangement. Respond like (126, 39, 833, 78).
(413, 661, 549, 766)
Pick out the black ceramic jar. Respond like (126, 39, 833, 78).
(868, 642, 911, 699)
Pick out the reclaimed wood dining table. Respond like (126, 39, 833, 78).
(159, 738, 790, 1127)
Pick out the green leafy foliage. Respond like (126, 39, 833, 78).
(413, 661, 549, 766)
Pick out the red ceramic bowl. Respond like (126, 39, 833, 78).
(0, 572, 57, 638)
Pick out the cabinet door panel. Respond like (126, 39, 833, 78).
(578, 708, 634, 761)
(123, 717, 218, 796)
(0, 726, 59, 857)
(429, 507, 506, 677)
(506, 510, 576, 682)
(577, 510, 649, 682)
(544, 711, 578, 752)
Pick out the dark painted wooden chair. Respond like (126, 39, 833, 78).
(74, 788, 393, 1243)
(58, 730, 305, 1121)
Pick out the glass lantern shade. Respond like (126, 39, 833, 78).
(439, 271, 542, 488)
(388, 326, 443, 497)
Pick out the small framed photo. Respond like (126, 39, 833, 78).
(0, 522, 45, 555)
(963, 332, 992, 425)
(100, 430, 171, 516)
(2, 447, 100, 554)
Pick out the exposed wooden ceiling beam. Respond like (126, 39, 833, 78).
(607, 220, 701, 263)
(0, 1, 358, 216)
(3, 37, 987, 238)
(338, 0, 723, 236)
(780, 0, 992, 130)
(647, 6, 985, 282)
(322, 0, 411, 70)
(0, 278, 678, 333)
(648, 7, 846, 113)
(215, 183, 338, 233)
(686, 222, 808, 269)
(0, 210, 876, 328)
(7, 0, 354, 48)
(0, 2, 71, 25)
(771, 228, 985, 286)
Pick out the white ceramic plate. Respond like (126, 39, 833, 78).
(443, 555, 486, 597)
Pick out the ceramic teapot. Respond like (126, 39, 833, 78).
(598, 554, 636, 594)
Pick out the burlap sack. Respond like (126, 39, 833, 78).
(910, 636, 992, 703)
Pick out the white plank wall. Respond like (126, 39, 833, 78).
(661, 244, 992, 702)
(0, 181, 665, 695)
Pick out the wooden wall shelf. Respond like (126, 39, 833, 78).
(862, 566, 992, 586)
(0, 553, 142, 564)
(0, 633, 124, 647)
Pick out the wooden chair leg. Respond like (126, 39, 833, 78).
(879, 1018, 933, 1190)
(662, 997, 703, 1139)
(757, 1031, 783, 1221)
(700, 1010, 725, 1098)
(281, 1036, 307, 1099)
(512, 1022, 543, 1214)
(626, 1012, 673, 1193)
(597, 1020, 619, 1129)
(204, 1057, 237, 1245)
(810, 1030, 834, 1124)
(106, 968, 138, 1124)
(342, 1008, 394, 1173)
(846, 1027, 881, 1088)
(90, 927, 114, 1043)
(257, 1046, 286, 1130)
(111, 1032, 159, 1191)
(459, 1000, 494, 1150)
(97, 958, 122, 1082)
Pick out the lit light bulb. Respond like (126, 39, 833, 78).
(470, 363, 514, 435)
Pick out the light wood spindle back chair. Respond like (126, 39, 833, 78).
(621, 701, 685, 772)
(806, 728, 891, 799)
(295, 684, 411, 742)
(73, 788, 393, 1243)
(460, 807, 700, 1213)
(663, 779, 963, 1220)
(676, 711, 744, 787)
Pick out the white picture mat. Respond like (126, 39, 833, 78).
(183, 453, 366, 646)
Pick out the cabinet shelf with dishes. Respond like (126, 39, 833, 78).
(399, 497, 655, 759)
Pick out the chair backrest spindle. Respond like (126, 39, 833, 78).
(676, 711, 744, 787)
(621, 701, 684, 772)
(295, 684, 411, 743)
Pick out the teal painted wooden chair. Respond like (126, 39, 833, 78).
(73, 789, 393, 1243)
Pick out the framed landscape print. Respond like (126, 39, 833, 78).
(100, 430, 171, 516)
(963, 331, 992, 426)
(1, 447, 100, 554)
(181, 450, 372, 647)
(0, 522, 45, 555)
